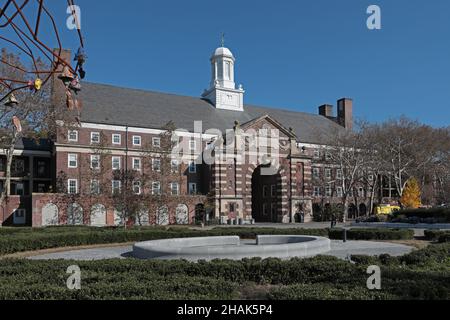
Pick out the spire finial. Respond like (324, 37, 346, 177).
(221, 32, 225, 47)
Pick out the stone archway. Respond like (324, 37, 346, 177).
(67, 203, 83, 225)
(90, 204, 107, 227)
(42, 203, 59, 226)
(359, 203, 367, 217)
(156, 206, 169, 226)
(176, 204, 189, 225)
(251, 165, 282, 222)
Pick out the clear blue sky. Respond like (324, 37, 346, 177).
(5, 0, 450, 127)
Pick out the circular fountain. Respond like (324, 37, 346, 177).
(132, 235, 331, 261)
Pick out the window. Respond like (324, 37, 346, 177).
(13, 209, 26, 225)
(263, 203, 269, 216)
(225, 61, 231, 80)
(271, 203, 277, 217)
(358, 187, 365, 197)
(133, 136, 141, 146)
(152, 158, 161, 172)
(189, 183, 197, 195)
(336, 186, 343, 197)
(313, 150, 320, 159)
(325, 168, 332, 179)
(188, 161, 196, 173)
(133, 181, 141, 195)
(90, 180, 100, 194)
(271, 185, 277, 197)
(15, 183, 24, 196)
(112, 156, 121, 170)
(152, 137, 161, 148)
(68, 154, 78, 168)
(90, 155, 100, 170)
(37, 160, 46, 177)
(133, 158, 141, 171)
(313, 168, 320, 179)
(171, 159, 179, 172)
(37, 183, 46, 193)
(68, 130, 78, 142)
(368, 174, 374, 182)
(336, 169, 343, 180)
(0, 157, 4, 171)
(112, 134, 121, 145)
(68, 179, 78, 194)
(313, 186, 321, 197)
(152, 182, 161, 195)
(325, 185, 332, 197)
(325, 152, 332, 161)
(263, 185, 269, 198)
(171, 182, 179, 196)
(91, 132, 100, 144)
(12, 159, 25, 173)
(189, 139, 196, 151)
(112, 180, 121, 194)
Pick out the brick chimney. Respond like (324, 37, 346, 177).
(51, 48, 72, 107)
(318, 104, 334, 118)
(337, 98, 353, 130)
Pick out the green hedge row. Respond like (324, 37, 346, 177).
(0, 226, 414, 256)
(0, 244, 448, 300)
(328, 228, 414, 240)
(424, 230, 450, 243)
(392, 208, 450, 223)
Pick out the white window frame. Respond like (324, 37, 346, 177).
(133, 181, 142, 195)
(313, 186, 321, 197)
(313, 167, 320, 178)
(91, 132, 100, 144)
(68, 154, 78, 168)
(152, 181, 161, 195)
(90, 179, 100, 195)
(112, 133, 121, 145)
(325, 168, 332, 179)
(112, 180, 121, 194)
(152, 137, 161, 148)
(325, 185, 332, 197)
(171, 159, 179, 173)
(271, 185, 277, 197)
(336, 169, 343, 180)
(112, 156, 121, 170)
(313, 150, 320, 159)
(132, 158, 142, 171)
(336, 186, 343, 197)
(68, 179, 78, 194)
(171, 182, 179, 196)
(152, 158, 161, 172)
(90, 154, 100, 170)
(68, 130, 78, 142)
(132, 135, 142, 146)
(189, 182, 197, 195)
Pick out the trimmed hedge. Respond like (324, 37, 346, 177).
(392, 208, 450, 223)
(0, 244, 448, 300)
(424, 230, 450, 243)
(328, 228, 414, 240)
(0, 226, 417, 256)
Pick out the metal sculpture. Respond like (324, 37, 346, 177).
(0, 0, 86, 108)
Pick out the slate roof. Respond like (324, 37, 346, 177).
(15, 138, 52, 151)
(79, 82, 345, 144)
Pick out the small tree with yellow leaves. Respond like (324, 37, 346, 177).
(400, 177, 422, 209)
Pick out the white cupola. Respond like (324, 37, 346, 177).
(202, 40, 245, 111)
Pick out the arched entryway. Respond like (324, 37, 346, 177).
(251, 165, 281, 222)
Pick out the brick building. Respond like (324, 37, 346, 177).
(1, 45, 384, 227)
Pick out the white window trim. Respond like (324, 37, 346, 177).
(90, 179, 100, 194)
(91, 132, 100, 144)
(133, 158, 142, 171)
(112, 180, 121, 194)
(68, 130, 78, 142)
(90, 154, 100, 170)
(171, 182, 179, 196)
(132, 135, 142, 146)
(152, 137, 161, 148)
(152, 181, 161, 195)
(189, 183, 197, 195)
(68, 179, 78, 194)
(133, 181, 142, 195)
(112, 134, 121, 145)
(112, 156, 121, 170)
(68, 154, 78, 168)
(152, 158, 161, 172)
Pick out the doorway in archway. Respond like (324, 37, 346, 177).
(251, 165, 281, 222)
